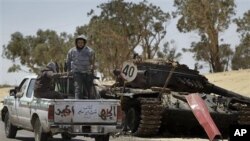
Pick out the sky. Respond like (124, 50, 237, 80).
(0, 0, 249, 85)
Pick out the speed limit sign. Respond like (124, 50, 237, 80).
(121, 61, 138, 82)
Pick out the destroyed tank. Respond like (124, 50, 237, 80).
(111, 59, 250, 139)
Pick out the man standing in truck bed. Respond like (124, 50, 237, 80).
(66, 35, 95, 99)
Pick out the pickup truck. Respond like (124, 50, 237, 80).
(1, 75, 122, 141)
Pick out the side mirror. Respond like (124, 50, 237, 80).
(9, 86, 19, 97)
(9, 89, 17, 96)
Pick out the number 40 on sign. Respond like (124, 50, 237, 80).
(121, 61, 138, 82)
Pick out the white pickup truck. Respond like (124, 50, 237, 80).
(1, 75, 122, 141)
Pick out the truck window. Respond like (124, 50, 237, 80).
(26, 79, 36, 98)
(17, 78, 28, 92)
(17, 79, 29, 97)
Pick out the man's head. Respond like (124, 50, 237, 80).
(75, 35, 87, 49)
(46, 62, 57, 73)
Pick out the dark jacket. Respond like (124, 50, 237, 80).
(34, 68, 59, 93)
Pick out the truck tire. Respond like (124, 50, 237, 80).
(94, 135, 110, 141)
(34, 118, 49, 141)
(61, 132, 72, 140)
(4, 112, 17, 138)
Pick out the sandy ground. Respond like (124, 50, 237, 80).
(0, 87, 12, 103)
(0, 88, 11, 111)
(204, 69, 250, 97)
(0, 69, 249, 141)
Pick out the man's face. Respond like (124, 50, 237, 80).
(76, 39, 85, 48)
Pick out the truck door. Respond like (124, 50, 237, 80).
(13, 78, 29, 126)
(17, 79, 36, 130)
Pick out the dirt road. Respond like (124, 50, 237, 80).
(0, 120, 207, 141)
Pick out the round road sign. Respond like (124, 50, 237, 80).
(120, 61, 138, 82)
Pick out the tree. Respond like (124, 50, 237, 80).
(234, 10, 250, 37)
(157, 40, 182, 61)
(182, 35, 233, 71)
(232, 34, 250, 69)
(174, 0, 236, 72)
(136, 1, 170, 59)
(2, 30, 73, 73)
(79, 0, 170, 78)
(232, 10, 250, 70)
(219, 44, 234, 71)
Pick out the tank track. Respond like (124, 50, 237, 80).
(134, 98, 164, 136)
(238, 106, 250, 125)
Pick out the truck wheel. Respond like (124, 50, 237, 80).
(95, 135, 110, 141)
(61, 132, 72, 140)
(4, 112, 17, 138)
(34, 118, 48, 141)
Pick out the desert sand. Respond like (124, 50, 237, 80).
(0, 87, 12, 102)
(204, 69, 250, 97)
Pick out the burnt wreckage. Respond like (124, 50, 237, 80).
(106, 59, 250, 140)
